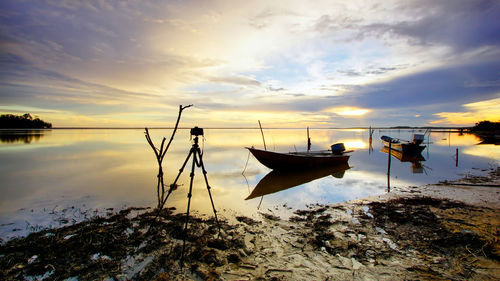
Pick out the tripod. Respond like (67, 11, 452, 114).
(169, 132, 221, 266)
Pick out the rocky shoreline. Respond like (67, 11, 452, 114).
(1, 168, 499, 280)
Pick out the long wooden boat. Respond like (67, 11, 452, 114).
(246, 145, 350, 170)
(246, 162, 350, 199)
(380, 135, 426, 154)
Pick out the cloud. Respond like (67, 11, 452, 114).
(0, 1, 219, 92)
(208, 75, 262, 87)
(1, 0, 499, 127)
(0, 53, 164, 114)
(248, 7, 299, 30)
(431, 96, 500, 125)
(360, 1, 500, 52)
(349, 59, 500, 110)
(337, 65, 405, 77)
(309, 1, 500, 54)
(267, 86, 284, 92)
(313, 12, 362, 35)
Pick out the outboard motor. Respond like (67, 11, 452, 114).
(412, 134, 424, 145)
(331, 143, 346, 154)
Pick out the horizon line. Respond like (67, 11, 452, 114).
(1, 126, 469, 130)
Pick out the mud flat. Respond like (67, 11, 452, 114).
(1, 168, 499, 280)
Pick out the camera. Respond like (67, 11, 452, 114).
(190, 126, 204, 137)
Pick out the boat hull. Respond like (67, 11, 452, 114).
(380, 139, 426, 153)
(380, 147, 425, 162)
(247, 147, 350, 170)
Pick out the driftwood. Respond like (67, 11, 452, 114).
(145, 104, 192, 211)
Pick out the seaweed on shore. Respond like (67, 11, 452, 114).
(287, 195, 500, 279)
(368, 197, 500, 278)
(1, 188, 499, 280)
(0, 207, 244, 280)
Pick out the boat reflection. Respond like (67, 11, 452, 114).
(380, 147, 426, 173)
(246, 163, 351, 200)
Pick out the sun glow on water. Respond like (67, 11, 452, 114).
(337, 139, 368, 149)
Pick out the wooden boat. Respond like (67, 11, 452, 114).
(246, 162, 350, 200)
(380, 134, 426, 153)
(246, 144, 350, 170)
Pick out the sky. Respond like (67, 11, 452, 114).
(1, 0, 499, 128)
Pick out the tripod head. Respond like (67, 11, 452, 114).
(189, 126, 204, 148)
(190, 126, 204, 144)
(190, 126, 204, 137)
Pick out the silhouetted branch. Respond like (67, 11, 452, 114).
(145, 129, 159, 157)
(161, 104, 192, 160)
(144, 104, 192, 211)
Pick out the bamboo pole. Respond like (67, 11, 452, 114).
(258, 120, 267, 151)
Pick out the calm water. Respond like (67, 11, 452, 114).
(0, 128, 498, 239)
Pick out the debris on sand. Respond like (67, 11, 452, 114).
(0, 207, 245, 280)
(1, 168, 499, 280)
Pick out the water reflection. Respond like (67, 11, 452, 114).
(246, 163, 350, 200)
(368, 127, 375, 154)
(0, 128, 498, 240)
(380, 147, 426, 174)
(0, 130, 46, 144)
(473, 133, 500, 145)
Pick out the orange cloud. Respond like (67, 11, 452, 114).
(431, 97, 500, 126)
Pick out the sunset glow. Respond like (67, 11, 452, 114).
(336, 139, 368, 149)
(1, 1, 499, 127)
(327, 107, 372, 117)
(431, 96, 500, 125)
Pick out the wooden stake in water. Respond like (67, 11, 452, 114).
(427, 130, 431, 158)
(258, 120, 267, 151)
(387, 141, 392, 192)
(456, 148, 459, 167)
(368, 126, 374, 154)
(307, 126, 311, 151)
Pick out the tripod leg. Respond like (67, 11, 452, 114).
(159, 148, 194, 210)
(196, 148, 221, 236)
(147, 149, 194, 235)
(180, 148, 197, 267)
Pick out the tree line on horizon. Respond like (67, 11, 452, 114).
(0, 113, 52, 129)
(469, 120, 500, 132)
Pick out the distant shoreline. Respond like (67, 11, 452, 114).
(0, 126, 468, 130)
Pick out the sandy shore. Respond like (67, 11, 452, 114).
(1, 168, 499, 280)
(206, 168, 500, 281)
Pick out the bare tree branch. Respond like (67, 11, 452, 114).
(145, 104, 192, 211)
(161, 104, 193, 160)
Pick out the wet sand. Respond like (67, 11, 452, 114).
(1, 168, 499, 280)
